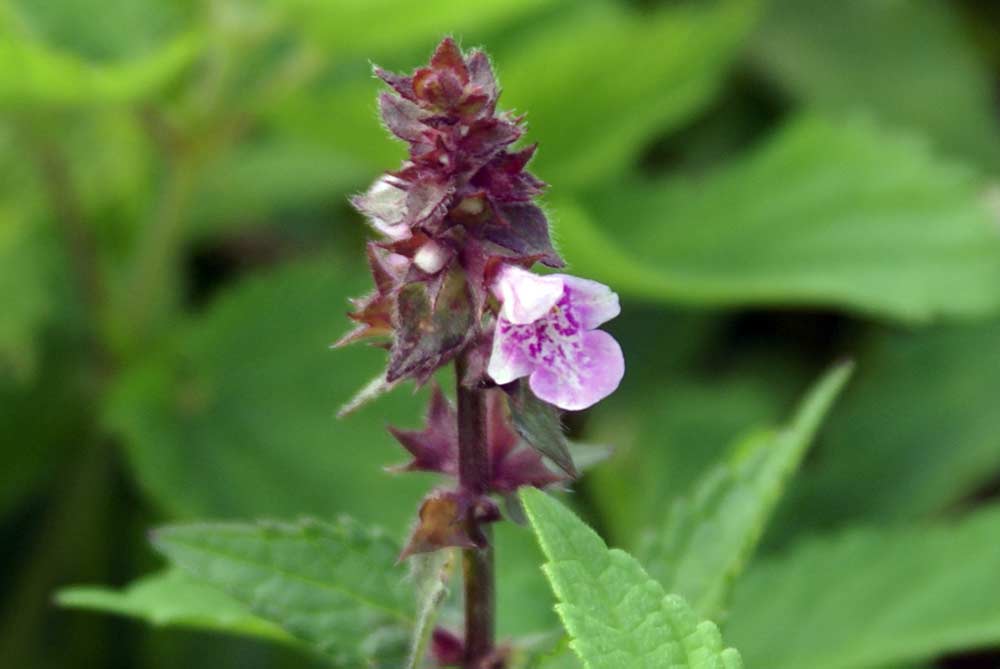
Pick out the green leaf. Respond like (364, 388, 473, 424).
(559, 115, 1000, 322)
(520, 487, 743, 669)
(751, 0, 1000, 171)
(501, 0, 758, 188)
(585, 376, 782, 547)
(726, 505, 1000, 669)
(769, 320, 1000, 545)
(0, 31, 202, 107)
(152, 518, 413, 667)
(57, 570, 291, 643)
(188, 138, 369, 238)
(105, 256, 431, 533)
(510, 381, 576, 477)
(270, 0, 756, 191)
(404, 550, 455, 669)
(272, 0, 565, 59)
(526, 641, 582, 669)
(8, 0, 192, 61)
(640, 362, 852, 618)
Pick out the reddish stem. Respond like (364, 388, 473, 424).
(455, 353, 495, 667)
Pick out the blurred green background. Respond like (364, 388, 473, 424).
(4, 0, 1000, 667)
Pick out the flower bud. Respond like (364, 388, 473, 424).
(413, 239, 449, 275)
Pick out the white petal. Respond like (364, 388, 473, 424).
(493, 264, 564, 325)
(487, 320, 535, 385)
(557, 274, 620, 329)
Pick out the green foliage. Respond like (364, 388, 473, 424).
(559, 115, 1000, 322)
(0, 211, 55, 379)
(273, 0, 565, 59)
(404, 551, 454, 669)
(520, 488, 743, 669)
(152, 518, 413, 667)
(585, 376, 781, 547)
(57, 570, 291, 643)
(726, 505, 1000, 669)
(0, 31, 202, 107)
(640, 362, 852, 618)
(510, 381, 576, 477)
(104, 257, 431, 532)
(9, 1, 1000, 667)
(8, 0, 191, 61)
(770, 320, 1000, 543)
(752, 0, 1000, 170)
(500, 0, 758, 188)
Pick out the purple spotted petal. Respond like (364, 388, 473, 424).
(528, 330, 623, 411)
(487, 326, 534, 385)
(556, 274, 620, 329)
(493, 264, 563, 325)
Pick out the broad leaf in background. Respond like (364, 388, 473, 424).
(0, 32, 202, 107)
(640, 361, 852, 619)
(275, 0, 564, 60)
(769, 320, 1000, 545)
(585, 376, 781, 547)
(560, 115, 1000, 322)
(501, 0, 757, 188)
(57, 570, 291, 645)
(521, 488, 743, 669)
(272, 0, 756, 191)
(105, 257, 431, 533)
(189, 139, 369, 237)
(751, 0, 1000, 171)
(726, 505, 1000, 669)
(8, 0, 191, 61)
(153, 518, 413, 667)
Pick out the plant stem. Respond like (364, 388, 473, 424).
(456, 353, 495, 667)
(33, 139, 113, 374)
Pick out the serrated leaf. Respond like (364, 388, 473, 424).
(57, 570, 291, 643)
(520, 488, 743, 669)
(726, 505, 1000, 669)
(639, 362, 851, 619)
(752, 0, 1000, 171)
(769, 319, 1000, 546)
(559, 115, 1000, 322)
(152, 518, 413, 667)
(501, 0, 758, 188)
(510, 381, 576, 477)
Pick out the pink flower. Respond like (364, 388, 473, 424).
(488, 265, 624, 410)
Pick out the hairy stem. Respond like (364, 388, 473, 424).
(456, 354, 495, 667)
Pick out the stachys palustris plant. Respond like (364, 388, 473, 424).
(336, 37, 624, 669)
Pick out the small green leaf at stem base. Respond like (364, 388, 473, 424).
(509, 381, 576, 478)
